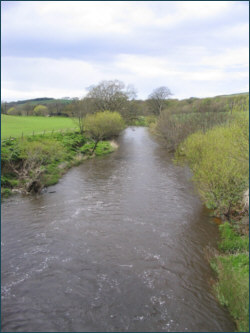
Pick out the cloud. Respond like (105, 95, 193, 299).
(1, 1, 249, 101)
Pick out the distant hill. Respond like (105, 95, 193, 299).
(3, 98, 74, 108)
(214, 92, 249, 98)
(7, 98, 55, 105)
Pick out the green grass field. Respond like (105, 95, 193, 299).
(1, 115, 77, 139)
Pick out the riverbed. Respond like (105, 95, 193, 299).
(1, 127, 234, 332)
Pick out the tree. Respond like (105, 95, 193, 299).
(33, 105, 49, 116)
(84, 111, 124, 153)
(21, 103, 34, 116)
(72, 98, 94, 134)
(148, 86, 173, 115)
(1, 102, 8, 114)
(86, 79, 136, 114)
(7, 107, 20, 116)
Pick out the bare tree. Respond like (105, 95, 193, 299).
(1, 101, 8, 114)
(22, 103, 34, 116)
(148, 86, 173, 115)
(73, 98, 94, 134)
(86, 79, 136, 114)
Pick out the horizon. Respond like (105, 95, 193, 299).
(2, 90, 249, 105)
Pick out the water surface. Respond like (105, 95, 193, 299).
(1, 127, 234, 332)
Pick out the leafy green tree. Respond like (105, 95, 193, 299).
(7, 107, 20, 115)
(84, 111, 124, 153)
(33, 105, 49, 116)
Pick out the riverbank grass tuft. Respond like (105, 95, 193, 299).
(211, 222, 249, 332)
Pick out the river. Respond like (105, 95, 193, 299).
(1, 127, 234, 332)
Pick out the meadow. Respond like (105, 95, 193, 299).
(1, 115, 77, 139)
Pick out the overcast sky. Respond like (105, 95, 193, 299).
(1, 1, 249, 101)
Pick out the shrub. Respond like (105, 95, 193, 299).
(176, 113, 249, 217)
(155, 93, 249, 151)
(84, 111, 124, 152)
(156, 109, 229, 151)
(7, 107, 21, 116)
(33, 105, 49, 116)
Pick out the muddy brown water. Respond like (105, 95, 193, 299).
(1, 127, 234, 332)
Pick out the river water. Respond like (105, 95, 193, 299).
(1, 127, 234, 332)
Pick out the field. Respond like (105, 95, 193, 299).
(1, 115, 77, 139)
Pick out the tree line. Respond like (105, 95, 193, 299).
(1, 80, 173, 122)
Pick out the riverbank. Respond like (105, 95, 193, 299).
(1, 131, 118, 198)
(209, 221, 249, 332)
(173, 113, 249, 332)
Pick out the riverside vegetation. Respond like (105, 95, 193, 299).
(1, 111, 124, 197)
(153, 93, 249, 332)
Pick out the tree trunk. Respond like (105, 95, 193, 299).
(91, 140, 99, 154)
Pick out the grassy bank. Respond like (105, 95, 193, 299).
(1, 131, 116, 198)
(173, 112, 249, 331)
(175, 112, 249, 219)
(1, 114, 76, 139)
(211, 222, 249, 332)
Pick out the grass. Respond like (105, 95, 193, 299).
(211, 222, 249, 332)
(1, 115, 77, 139)
(79, 141, 115, 156)
(218, 222, 249, 253)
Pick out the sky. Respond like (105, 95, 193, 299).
(1, 1, 249, 101)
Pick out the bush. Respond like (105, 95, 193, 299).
(156, 110, 229, 151)
(7, 107, 21, 116)
(84, 111, 124, 139)
(33, 105, 49, 116)
(84, 111, 124, 152)
(175, 114, 249, 217)
(154, 93, 249, 151)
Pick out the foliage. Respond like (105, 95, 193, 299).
(175, 114, 249, 217)
(53, 132, 86, 151)
(154, 93, 249, 151)
(156, 109, 229, 151)
(84, 111, 124, 152)
(1, 130, 117, 196)
(1, 188, 12, 197)
(80, 141, 114, 156)
(33, 105, 49, 116)
(7, 107, 20, 116)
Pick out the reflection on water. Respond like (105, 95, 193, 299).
(1, 127, 234, 332)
